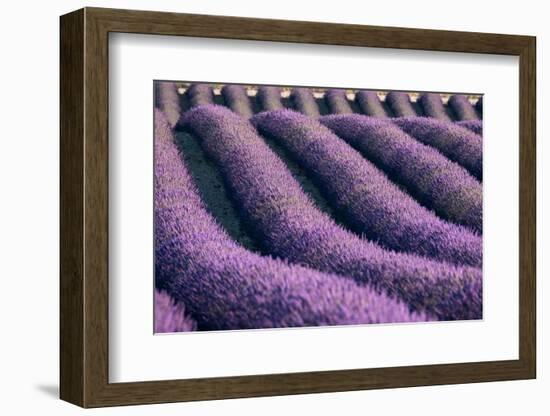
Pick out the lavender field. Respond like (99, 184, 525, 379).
(154, 81, 483, 333)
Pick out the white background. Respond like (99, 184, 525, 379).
(110, 34, 519, 382)
(0, 0, 546, 414)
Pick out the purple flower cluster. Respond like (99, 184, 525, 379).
(324, 89, 353, 114)
(418, 93, 451, 121)
(252, 110, 482, 267)
(393, 117, 483, 180)
(154, 290, 196, 333)
(385, 91, 417, 117)
(186, 83, 214, 108)
(179, 105, 482, 320)
(291, 88, 320, 118)
(154, 81, 181, 128)
(320, 114, 483, 234)
(257, 86, 284, 111)
(221, 84, 254, 118)
(456, 120, 483, 136)
(355, 91, 388, 118)
(156, 108, 424, 329)
(448, 94, 479, 121)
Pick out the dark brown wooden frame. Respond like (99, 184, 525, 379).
(60, 7, 536, 408)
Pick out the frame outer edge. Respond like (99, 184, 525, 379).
(518, 36, 536, 378)
(61, 7, 537, 407)
(60, 8, 86, 407)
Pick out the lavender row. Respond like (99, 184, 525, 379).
(179, 105, 482, 320)
(155, 109, 424, 329)
(393, 117, 483, 180)
(221, 84, 254, 118)
(320, 114, 483, 234)
(257, 86, 284, 111)
(252, 110, 482, 267)
(291, 88, 321, 118)
(324, 89, 353, 114)
(154, 81, 181, 128)
(385, 91, 417, 117)
(154, 290, 197, 333)
(456, 119, 483, 136)
(186, 83, 214, 108)
(418, 93, 451, 121)
(355, 91, 389, 118)
(448, 94, 479, 121)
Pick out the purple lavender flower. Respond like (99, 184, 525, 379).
(385, 91, 417, 117)
(418, 93, 451, 121)
(221, 84, 254, 118)
(156, 108, 425, 329)
(355, 90, 389, 118)
(325, 89, 353, 114)
(154, 81, 181, 128)
(456, 120, 483, 136)
(186, 83, 214, 108)
(448, 94, 479, 121)
(291, 88, 320, 118)
(320, 114, 482, 234)
(179, 105, 482, 320)
(154, 290, 196, 333)
(257, 86, 284, 111)
(393, 117, 482, 180)
(253, 110, 482, 267)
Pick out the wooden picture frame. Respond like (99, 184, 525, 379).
(60, 7, 536, 408)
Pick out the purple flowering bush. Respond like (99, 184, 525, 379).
(179, 105, 482, 321)
(320, 114, 482, 234)
(418, 93, 451, 121)
(252, 110, 482, 267)
(448, 94, 479, 121)
(154, 290, 196, 333)
(257, 86, 284, 111)
(385, 91, 417, 117)
(393, 116, 483, 180)
(154, 81, 181, 128)
(355, 91, 388, 118)
(324, 89, 353, 114)
(221, 84, 254, 118)
(456, 119, 483, 136)
(291, 88, 321, 118)
(156, 109, 425, 329)
(186, 83, 214, 108)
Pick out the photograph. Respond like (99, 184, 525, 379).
(154, 81, 484, 333)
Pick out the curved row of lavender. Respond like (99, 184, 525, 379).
(448, 94, 479, 121)
(257, 86, 284, 111)
(418, 93, 451, 121)
(291, 88, 321, 118)
(154, 82, 181, 128)
(186, 83, 214, 107)
(156, 109, 423, 329)
(252, 110, 482, 267)
(393, 117, 483, 180)
(320, 114, 483, 234)
(456, 119, 483, 136)
(155, 290, 197, 333)
(221, 84, 254, 118)
(355, 91, 389, 118)
(385, 91, 417, 117)
(178, 105, 482, 320)
(324, 89, 353, 114)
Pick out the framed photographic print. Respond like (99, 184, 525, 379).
(60, 7, 536, 408)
